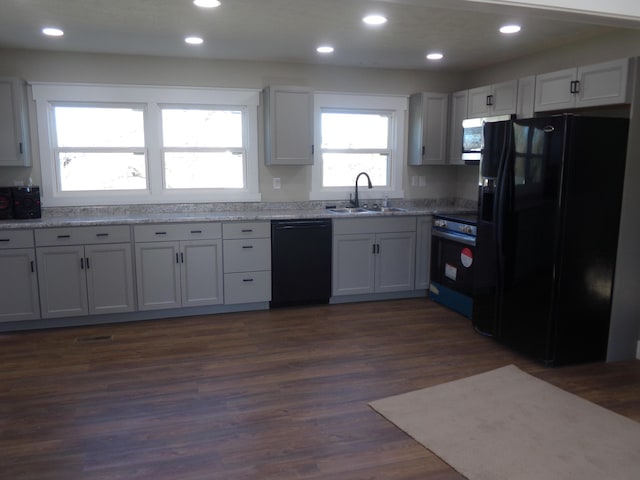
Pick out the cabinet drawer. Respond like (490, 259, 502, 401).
(223, 221, 270, 239)
(223, 238, 271, 273)
(35, 226, 131, 246)
(224, 271, 271, 304)
(333, 216, 417, 235)
(0, 229, 34, 249)
(134, 223, 221, 242)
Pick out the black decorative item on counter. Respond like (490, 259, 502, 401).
(0, 186, 41, 220)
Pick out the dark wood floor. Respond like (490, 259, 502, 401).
(1, 298, 639, 480)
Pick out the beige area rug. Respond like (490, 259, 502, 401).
(369, 365, 640, 480)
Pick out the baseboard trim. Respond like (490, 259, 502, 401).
(637, 340, 640, 360)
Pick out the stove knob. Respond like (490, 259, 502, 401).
(461, 225, 472, 234)
(434, 219, 447, 228)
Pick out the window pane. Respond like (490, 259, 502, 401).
(322, 153, 388, 187)
(162, 109, 243, 148)
(164, 152, 244, 189)
(54, 107, 144, 147)
(58, 152, 147, 191)
(321, 112, 389, 149)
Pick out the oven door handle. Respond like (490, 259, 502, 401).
(432, 229, 476, 247)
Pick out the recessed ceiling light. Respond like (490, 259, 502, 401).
(42, 27, 64, 37)
(185, 36, 204, 45)
(363, 14, 387, 26)
(193, 0, 221, 7)
(426, 52, 444, 61)
(500, 24, 521, 34)
(317, 45, 334, 54)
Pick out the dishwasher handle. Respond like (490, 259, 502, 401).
(272, 220, 331, 230)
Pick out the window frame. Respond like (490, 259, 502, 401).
(310, 92, 407, 201)
(32, 83, 261, 207)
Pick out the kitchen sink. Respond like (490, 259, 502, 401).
(369, 206, 407, 213)
(329, 207, 371, 214)
(328, 206, 408, 214)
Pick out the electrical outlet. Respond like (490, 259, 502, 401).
(273, 177, 281, 189)
(419, 176, 426, 187)
(411, 175, 418, 187)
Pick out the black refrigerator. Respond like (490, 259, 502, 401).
(472, 114, 629, 366)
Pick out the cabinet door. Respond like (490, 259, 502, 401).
(37, 246, 88, 319)
(414, 216, 432, 290)
(375, 232, 416, 293)
(0, 248, 40, 322)
(534, 68, 577, 112)
(576, 58, 630, 108)
(181, 239, 223, 307)
(467, 85, 492, 118)
(264, 86, 313, 165)
(135, 242, 181, 311)
(448, 90, 468, 165)
(490, 80, 518, 116)
(0, 78, 29, 167)
(408, 92, 449, 165)
(332, 234, 376, 296)
(85, 243, 135, 315)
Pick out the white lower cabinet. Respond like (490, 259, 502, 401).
(134, 223, 223, 311)
(35, 226, 135, 319)
(332, 217, 416, 296)
(0, 230, 39, 322)
(222, 221, 271, 304)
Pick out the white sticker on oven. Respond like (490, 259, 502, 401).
(445, 263, 457, 281)
(461, 247, 473, 268)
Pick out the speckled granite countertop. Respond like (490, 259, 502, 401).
(0, 200, 477, 230)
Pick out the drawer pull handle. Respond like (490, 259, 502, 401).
(96, 233, 109, 237)
(155, 231, 167, 235)
(242, 245, 253, 249)
(190, 230, 202, 234)
(0, 238, 9, 242)
(57, 235, 71, 239)
(30, 260, 35, 273)
(241, 229, 253, 233)
(242, 278, 254, 283)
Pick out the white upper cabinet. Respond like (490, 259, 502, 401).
(263, 86, 314, 165)
(467, 80, 518, 118)
(447, 90, 468, 165)
(534, 58, 632, 112)
(516, 76, 536, 119)
(408, 92, 449, 165)
(0, 78, 30, 167)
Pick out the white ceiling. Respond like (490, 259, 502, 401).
(0, 0, 638, 72)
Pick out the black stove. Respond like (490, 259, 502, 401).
(429, 211, 479, 318)
(432, 212, 478, 241)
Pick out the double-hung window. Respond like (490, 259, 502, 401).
(53, 105, 147, 192)
(161, 107, 245, 189)
(32, 83, 260, 207)
(320, 110, 391, 187)
(311, 93, 406, 201)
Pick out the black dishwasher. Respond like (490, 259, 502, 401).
(270, 219, 332, 307)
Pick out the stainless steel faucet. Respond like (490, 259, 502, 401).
(350, 171, 372, 207)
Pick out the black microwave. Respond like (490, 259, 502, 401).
(461, 115, 513, 164)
